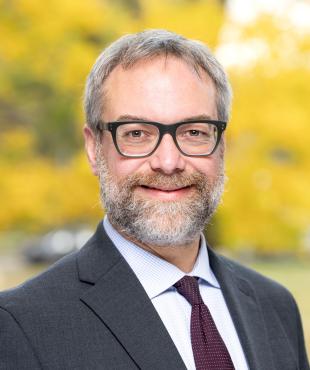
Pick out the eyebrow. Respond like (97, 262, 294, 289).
(113, 114, 214, 122)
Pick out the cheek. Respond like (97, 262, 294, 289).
(103, 148, 148, 179)
(189, 155, 223, 178)
(109, 160, 138, 179)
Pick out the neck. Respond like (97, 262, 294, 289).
(109, 218, 200, 273)
(137, 240, 201, 273)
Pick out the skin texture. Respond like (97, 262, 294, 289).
(84, 56, 224, 272)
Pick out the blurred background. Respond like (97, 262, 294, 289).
(0, 0, 309, 353)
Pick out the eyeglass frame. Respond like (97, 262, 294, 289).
(95, 119, 227, 158)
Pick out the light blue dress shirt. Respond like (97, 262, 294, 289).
(104, 217, 248, 370)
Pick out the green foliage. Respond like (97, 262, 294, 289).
(0, 0, 115, 159)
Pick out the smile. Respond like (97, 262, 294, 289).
(137, 185, 193, 200)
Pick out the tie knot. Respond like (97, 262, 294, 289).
(174, 276, 203, 306)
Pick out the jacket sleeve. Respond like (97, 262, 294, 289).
(0, 307, 42, 370)
(292, 299, 310, 370)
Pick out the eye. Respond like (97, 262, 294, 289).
(129, 130, 143, 137)
(121, 128, 153, 141)
(183, 129, 210, 138)
(121, 129, 147, 138)
(188, 130, 201, 136)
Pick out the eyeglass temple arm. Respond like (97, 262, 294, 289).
(95, 121, 110, 132)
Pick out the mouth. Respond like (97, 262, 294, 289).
(137, 184, 194, 200)
(141, 185, 191, 191)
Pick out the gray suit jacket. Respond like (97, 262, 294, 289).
(0, 222, 309, 369)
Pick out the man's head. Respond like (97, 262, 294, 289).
(83, 29, 231, 248)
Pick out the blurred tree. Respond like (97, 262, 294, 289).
(0, 0, 224, 161)
(3, 0, 308, 255)
(0, 0, 225, 232)
(0, 0, 139, 160)
(112, 0, 141, 17)
(217, 13, 310, 254)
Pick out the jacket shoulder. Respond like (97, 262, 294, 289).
(0, 249, 83, 313)
(214, 252, 296, 304)
(0, 226, 105, 311)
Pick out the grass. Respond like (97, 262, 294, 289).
(0, 254, 309, 357)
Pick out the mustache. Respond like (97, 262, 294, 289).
(117, 172, 211, 191)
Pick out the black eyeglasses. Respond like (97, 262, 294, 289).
(96, 119, 226, 158)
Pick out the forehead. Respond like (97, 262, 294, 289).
(102, 56, 217, 122)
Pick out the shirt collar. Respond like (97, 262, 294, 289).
(103, 217, 220, 300)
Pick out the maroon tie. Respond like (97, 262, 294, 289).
(174, 276, 234, 370)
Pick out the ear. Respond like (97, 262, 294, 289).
(83, 125, 99, 176)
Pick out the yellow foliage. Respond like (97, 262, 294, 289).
(138, 0, 224, 48)
(217, 15, 310, 252)
(0, 153, 102, 233)
(0, 1, 309, 254)
(0, 130, 35, 159)
(0, 0, 226, 223)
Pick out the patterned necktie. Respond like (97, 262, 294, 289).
(174, 276, 234, 370)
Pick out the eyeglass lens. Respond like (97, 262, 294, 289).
(116, 122, 218, 157)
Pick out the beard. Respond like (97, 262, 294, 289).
(96, 144, 225, 248)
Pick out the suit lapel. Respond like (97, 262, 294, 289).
(77, 222, 278, 369)
(208, 248, 276, 370)
(78, 223, 186, 370)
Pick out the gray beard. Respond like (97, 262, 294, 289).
(96, 146, 225, 248)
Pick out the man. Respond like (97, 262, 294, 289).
(0, 30, 308, 370)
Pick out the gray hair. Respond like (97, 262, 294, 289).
(84, 29, 232, 130)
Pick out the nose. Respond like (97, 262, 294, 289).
(149, 133, 186, 174)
